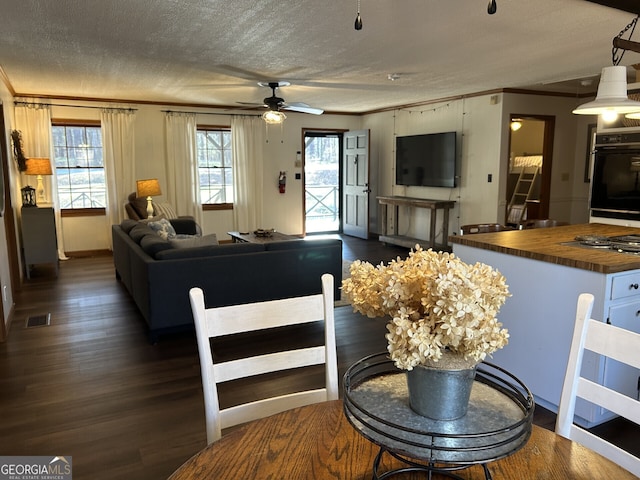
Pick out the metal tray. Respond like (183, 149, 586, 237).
(343, 353, 534, 465)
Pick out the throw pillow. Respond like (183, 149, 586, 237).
(147, 218, 177, 240)
(129, 223, 156, 243)
(130, 194, 149, 220)
(120, 218, 138, 234)
(140, 213, 166, 224)
(169, 233, 218, 249)
(153, 202, 178, 219)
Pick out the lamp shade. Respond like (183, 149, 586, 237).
(573, 66, 640, 116)
(24, 158, 52, 176)
(136, 178, 162, 197)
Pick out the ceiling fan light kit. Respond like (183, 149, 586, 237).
(262, 110, 287, 124)
(241, 81, 323, 124)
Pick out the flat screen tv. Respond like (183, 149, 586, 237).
(395, 132, 457, 187)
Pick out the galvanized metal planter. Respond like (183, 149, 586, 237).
(406, 364, 477, 420)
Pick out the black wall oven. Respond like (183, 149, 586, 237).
(591, 132, 640, 221)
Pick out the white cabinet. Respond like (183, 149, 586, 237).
(452, 243, 640, 427)
(602, 298, 640, 406)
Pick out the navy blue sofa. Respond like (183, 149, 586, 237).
(112, 220, 342, 341)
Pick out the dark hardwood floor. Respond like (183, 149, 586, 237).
(0, 235, 635, 479)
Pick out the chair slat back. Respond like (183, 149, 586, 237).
(189, 273, 338, 444)
(556, 293, 640, 477)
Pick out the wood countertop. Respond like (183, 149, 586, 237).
(448, 223, 640, 274)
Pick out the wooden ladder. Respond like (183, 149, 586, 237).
(507, 166, 539, 227)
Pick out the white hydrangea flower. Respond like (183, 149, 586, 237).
(342, 245, 510, 370)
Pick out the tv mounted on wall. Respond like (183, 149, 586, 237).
(395, 132, 457, 188)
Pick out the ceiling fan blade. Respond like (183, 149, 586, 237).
(282, 103, 324, 115)
(237, 101, 266, 107)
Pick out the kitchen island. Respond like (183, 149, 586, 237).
(449, 223, 640, 426)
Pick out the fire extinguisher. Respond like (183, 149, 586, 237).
(279, 171, 286, 194)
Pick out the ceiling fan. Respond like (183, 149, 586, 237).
(239, 81, 324, 123)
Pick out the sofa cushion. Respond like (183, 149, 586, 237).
(129, 223, 156, 243)
(169, 233, 218, 249)
(169, 217, 199, 236)
(120, 218, 138, 234)
(155, 242, 265, 261)
(264, 238, 339, 251)
(128, 192, 150, 220)
(140, 234, 173, 258)
(147, 218, 177, 240)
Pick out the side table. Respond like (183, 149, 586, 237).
(21, 206, 59, 278)
(343, 352, 534, 479)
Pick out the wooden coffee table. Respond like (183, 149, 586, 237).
(228, 230, 299, 244)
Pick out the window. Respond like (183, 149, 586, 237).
(196, 127, 233, 206)
(52, 123, 105, 210)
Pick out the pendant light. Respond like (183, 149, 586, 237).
(572, 66, 640, 121)
(354, 0, 362, 30)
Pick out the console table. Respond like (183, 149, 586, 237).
(377, 196, 455, 251)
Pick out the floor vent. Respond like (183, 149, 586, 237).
(25, 313, 51, 328)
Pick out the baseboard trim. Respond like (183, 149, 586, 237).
(63, 249, 112, 258)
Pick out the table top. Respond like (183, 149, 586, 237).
(448, 223, 640, 274)
(377, 195, 456, 208)
(227, 230, 299, 244)
(167, 400, 636, 480)
(343, 355, 533, 465)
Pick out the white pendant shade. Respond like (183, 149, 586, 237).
(573, 66, 640, 116)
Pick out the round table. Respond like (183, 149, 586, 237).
(167, 400, 636, 479)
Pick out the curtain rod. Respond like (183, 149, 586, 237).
(14, 101, 137, 112)
(162, 109, 260, 117)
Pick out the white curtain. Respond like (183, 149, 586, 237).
(164, 112, 202, 226)
(14, 101, 68, 260)
(101, 108, 136, 248)
(231, 115, 264, 232)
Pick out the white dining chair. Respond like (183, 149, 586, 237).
(556, 293, 640, 477)
(189, 273, 338, 444)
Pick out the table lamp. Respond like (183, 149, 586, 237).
(25, 157, 53, 204)
(136, 178, 162, 218)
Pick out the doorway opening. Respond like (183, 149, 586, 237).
(303, 131, 343, 234)
(506, 115, 555, 226)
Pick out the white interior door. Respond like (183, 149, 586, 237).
(342, 129, 370, 239)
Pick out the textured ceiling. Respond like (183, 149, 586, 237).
(0, 0, 639, 114)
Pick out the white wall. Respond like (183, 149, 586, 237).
(0, 84, 15, 331)
(363, 94, 505, 242)
(501, 92, 590, 224)
(46, 102, 362, 250)
(4, 90, 594, 261)
(259, 113, 361, 235)
(361, 91, 592, 243)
